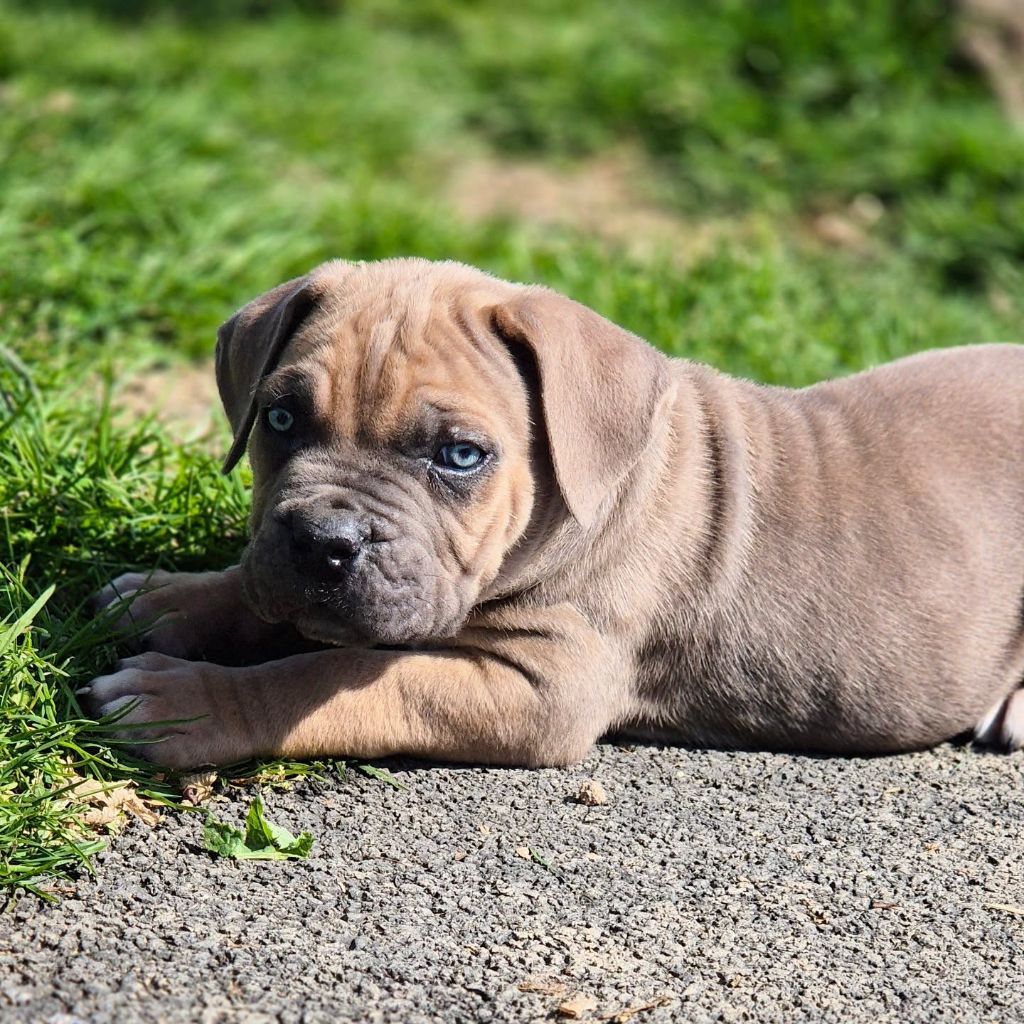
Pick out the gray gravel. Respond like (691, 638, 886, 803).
(2, 741, 1023, 1024)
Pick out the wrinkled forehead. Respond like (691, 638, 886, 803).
(263, 274, 522, 442)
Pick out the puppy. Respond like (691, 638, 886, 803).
(84, 259, 1024, 768)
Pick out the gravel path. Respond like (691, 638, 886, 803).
(3, 742, 1022, 1023)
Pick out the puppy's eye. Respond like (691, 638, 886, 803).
(266, 406, 295, 433)
(434, 442, 485, 471)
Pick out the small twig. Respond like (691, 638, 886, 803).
(598, 995, 675, 1022)
(984, 902, 1024, 916)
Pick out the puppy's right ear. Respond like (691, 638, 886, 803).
(216, 275, 318, 474)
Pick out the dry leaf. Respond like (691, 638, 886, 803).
(515, 846, 531, 859)
(558, 993, 598, 1019)
(575, 780, 609, 806)
(180, 770, 218, 806)
(67, 776, 161, 829)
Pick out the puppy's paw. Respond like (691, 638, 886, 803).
(89, 570, 173, 615)
(89, 567, 312, 665)
(90, 569, 243, 662)
(80, 652, 251, 769)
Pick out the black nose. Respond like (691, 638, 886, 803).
(289, 510, 369, 574)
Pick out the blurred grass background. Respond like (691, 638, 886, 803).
(1, 0, 1022, 892)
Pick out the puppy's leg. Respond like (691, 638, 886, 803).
(82, 606, 622, 769)
(975, 687, 1024, 750)
(90, 566, 314, 665)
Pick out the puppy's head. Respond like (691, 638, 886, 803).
(217, 258, 667, 646)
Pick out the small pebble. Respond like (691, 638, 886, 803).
(575, 779, 608, 806)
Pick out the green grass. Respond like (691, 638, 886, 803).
(1, 0, 1021, 893)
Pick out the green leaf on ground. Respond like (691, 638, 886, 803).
(356, 764, 409, 790)
(528, 846, 562, 878)
(202, 795, 313, 860)
(529, 847, 552, 869)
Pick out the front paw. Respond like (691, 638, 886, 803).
(90, 570, 199, 658)
(89, 567, 313, 665)
(81, 652, 251, 769)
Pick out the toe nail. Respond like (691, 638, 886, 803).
(75, 686, 92, 696)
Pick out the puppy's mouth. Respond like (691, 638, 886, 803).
(287, 603, 426, 648)
(240, 552, 465, 648)
(293, 589, 450, 648)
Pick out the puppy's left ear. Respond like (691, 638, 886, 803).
(489, 288, 671, 529)
(216, 275, 318, 474)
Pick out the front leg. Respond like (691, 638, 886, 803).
(91, 565, 317, 665)
(82, 606, 627, 769)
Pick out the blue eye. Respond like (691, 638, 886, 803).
(267, 406, 295, 433)
(435, 442, 485, 471)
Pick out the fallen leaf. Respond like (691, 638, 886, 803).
(180, 770, 218, 806)
(529, 847, 553, 869)
(558, 993, 598, 1019)
(870, 899, 898, 910)
(598, 995, 674, 1022)
(356, 764, 408, 790)
(516, 846, 561, 876)
(67, 776, 161, 829)
(575, 779, 609, 806)
(203, 795, 314, 861)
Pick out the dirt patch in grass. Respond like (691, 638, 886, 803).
(106, 154, 732, 444)
(115, 359, 221, 445)
(448, 151, 733, 261)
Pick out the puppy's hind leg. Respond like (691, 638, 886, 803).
(976, 610, 1024, 751)
(975, 687, 1024, 751)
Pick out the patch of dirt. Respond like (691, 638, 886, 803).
(115, 359, 221, 444)
(803, 192, 886, 252)
(960, 0, 1024, 126)
(448, 150, 730, 261)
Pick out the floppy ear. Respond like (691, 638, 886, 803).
(489, 288, 670, 529)
(216, 275, 319, 474)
